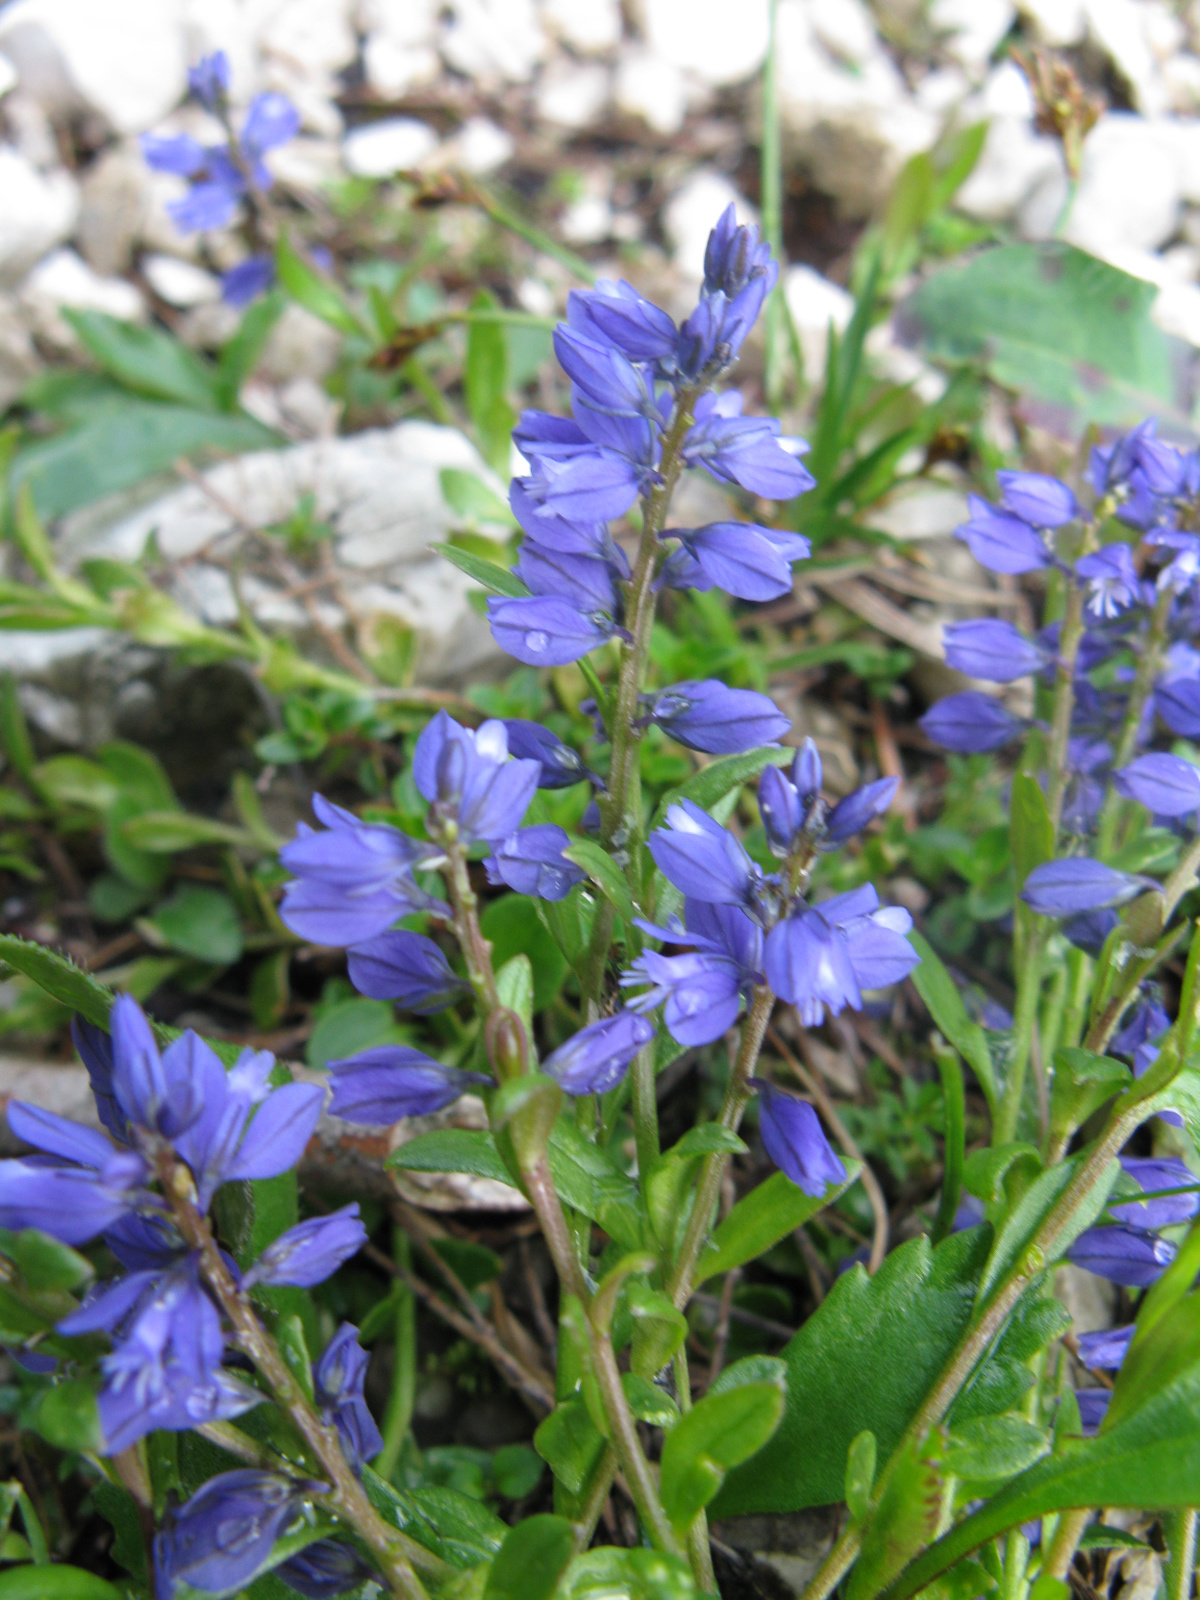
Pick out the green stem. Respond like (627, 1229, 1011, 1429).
(1042, 1507, 1088, 1580)
(999, 1530, 1029, 1600)
(674, 1346, 717, 1594)
(1044, 580, 1086, 836)
(375, 1228, 416, 1482)
(1164, 1508, 1197, 1600)
(932, 1040, 966, 1243)
(1097, 585, 1173, 858)
(995, 924, 1044, 1146)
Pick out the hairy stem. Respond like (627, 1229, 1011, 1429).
(1164, 1508, 1198, 1600)
(162, 1164, 430, 1600)
(443, 833, 500, 1016)
(1043, 1507, 1089, 1580)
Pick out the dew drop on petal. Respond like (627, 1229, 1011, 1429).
(524, 630, 549, 654)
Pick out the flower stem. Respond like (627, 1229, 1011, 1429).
(162, 1165, 431, 1600)
(374, 1227, 416, 1482)
(1042, 1508, 1088, 1580)
(1164, 1508, 1197, 1600)
(1045, 577, 1086, 838)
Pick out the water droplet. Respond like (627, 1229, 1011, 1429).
(524, 630, 549, 654)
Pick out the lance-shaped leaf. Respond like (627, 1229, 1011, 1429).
(659, 1358, 787, 1536)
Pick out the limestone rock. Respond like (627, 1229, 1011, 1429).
(142, 254, 220, 308)
(535, 60, 610, 128)
(928, 0, 1016, 70)
(259, 303, 343, 384)
(342, 117, 439, 177)
(1018, 0, 1086, 45)
(614, 49, 688, 136)
(643, 0, 770, 86)
(19, 248, 145, 348)
(258, 0, 357, 78)
(0, 146, 78, 285)
(1063, 114, 1183, 256)
(0, 292, 40, 410)
(540, 0, 623, 54)
(76, 146, 154, 276)
(440, 0, 547, 84)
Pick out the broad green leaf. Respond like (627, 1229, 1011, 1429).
(694, 1164, 860, 1285)
(275, 234, 364, 336)
(1010, 772, 1054, 890)
(31, 1380, 101, 1452)
(654, 746, 792, 826)
(437, 541, 528, 597)
(943, 1414, 1050, 1482)
(548, 1119, 643, 1251)
(0, 934, 114, 1028)
(659, 1377, 786, 1534)
(1049, 1048, 1131, 1146)
(623, 1372, 680, 1427)
(30, 755, 119, 811)
(899, 241, 1187, 430)
(492, 1073, 561, 1167)
(387, 1129, 514, 1187)
(12, 399, 277, 519)
(877, 1365, 1200, 1600)
(440, 467, 516, 529)
(495, 953, 534, 1034)
(466, 289, 515, 476)
(846, 1429, 946, 1600)
(118, 811, 255, 852)
(141, 884, 244, 965)
(215, 290, 285, 409)
(0, 1230, 92, 1293)
(64, 310, 219, 410)
(909, 933, 997, 1114)
(483, 1515, 575, 1600)
(362, 1468, 506, 1569)
(713, 1229, 990, 1515)
(537, 884, 595, 971)
(482, 894, 567, 1012)
(0, 1569, 122, 1599)
(564, 839, 636, 926)
(1107, 1291, 1200, 1430)
(306, 997, 405, 1069)
(962, 1144, 1041, 1207)
(92, 1480, 147, 1588)
(644, 1124, 747, 1252)
(845, 1430, 877, 1522)
(560, 1548, 697, 1600)
(534, 1397, 605, 1493)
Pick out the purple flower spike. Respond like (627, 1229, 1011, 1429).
(140, 132, 208, 176)
(996, 471, 1079, 527)
(1076, 1389, 1111, 1435)
(276, 1540, 374, 1599)
(759, 763, 804, 856)
(683, 392, 814, 501)
(485, 824, 587, 901)
(955, 495, 1051, 574)
(1155, 675, 1200, 737)
(412, 712, 540, 845)
(348, 929, 467, 1012)
(241, 92, 302, 158)
(154, 1471, 323, 1600)
(824, 778, 898, 846)
(568, 279, 678, 364)
(1020, 859, 1154, 918)
(1076, 545, 1141, 620)
(756, 1082, 846, 1196)
(943, 619, 1048, 683)
(502, 720, 592, 789)
(919, 692, 1024, 753)
(1068, 1224, 1176, 1286)
(1063, 908, 1121, 954)
(648, 681, 790, 754)
(1111, 1157, 1200, 1229)
(764, 906, 862, 1025)
(0, 1146, 146, 1246)
(328, 1046, 491, 1125)
(187, 51, 231, 108)
(648, 799, 762, 909)
(622, 901, 763, 1047)
(488, 594, 619, 666)
(1076, 1325, 1135, 1370)
(543, 1012, 654, 1095)
(664, 522, 810, 601)
(315, 1324, 383, 1471)
(1113, 752, 1200, 817)
(243, 1204, 368, 1290)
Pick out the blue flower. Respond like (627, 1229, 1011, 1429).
(703, 205, 777, 303)
(243, 1204, 368, 1290)
(315, 1324, 383, 1471)
(187, 51, 232, 108)
(221, 255, 275, 306)
(1110, 1157, 1200, 1229)
(756, 1083, 845, 1197)
(1113, 752, 1200, 817)
(328, 1047, 491, 1124)
(943, 619, 1049, 682)
(824, 778, 899, 848)
(509, 476, 608, 557)
(502, 720, 595, 789)
(919, 691, 1025, 753)
(647, 799, 763, 911)
(622, 900, 763, 1046)
(513, 409, 656, 524)
(1068, 1223, 1175, 1287)
(683, 392, 814, 501)
(488, 595, 622, 666)
(995, 471, 1078, 527)
(1075, 1325, 1134, 1370)
(0, 1106, 147, 1245)
(279, 794, 446, 946)
(413, 712, 540, 845)
(1076, 1389, 1111, 1435)
(954, 495, 1051, 574)
(347, 929, 467, 1012)
(155, 1471, 324, 1600)
(567, 279, 678, 365)
(485, 824, 587, 900)
(1020, 859, 1154, 917)
(275, 1540, 374, 1598)
(646, 681, 790, 754)
(758, 762, 806, 856)
(764, 886, 916, 1024)
(1076, 545, 1142, 619)
(1111, 993, 1170, 1056)
(543, 1012, 655, 1095)
(553, 324, 657, 419)
(659, 520, 811, 602)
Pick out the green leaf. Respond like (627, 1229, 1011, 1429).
(713, 1229, 990, 1516)
(482, 895, 567, 1012)
(0, 934, 113, 1028)
(495, 954, 534, 1035)
(654, 746, 793, 826)
(659, 1377, 786, 1535)
(306, 997, 404, 1069)
(548, 1119, 642, 1251)
(909, 933, 997, 1115)
(962, 1144, 1042, 1207)
(976, 1150, 1117, 1307)
(877, 1366, 1200, 1600)
(31, 1380, 101, 1452)
(466, 289, 515, 476)
(440, 467, 516, 530)
(1010, 772, 1054, 890)
(215, 291, 286, 410)
(387, 1129, 514, 1186)
(564, 839, 636, 926)
(64, 310, 219, 410)
(92, 1481, 148, 1589)
(0, 675, 35, 781)
(118, 811, 256, 852)
(534, 1397, 606, 1494)
(0, 1569, 122, 1599)
(276, 1313, 314, 1403)
(0, 1230, 92, 1293)
(694, 1164, 860, 1286)
(899, 241, 1188, 429)
(846, 1427, 946, 1600)
(560, 1548, 698, 1600)
(12, 399, 277, 520)
(623, 1372, 680, 1427)
(363, 1468, 506, 1569)
(1049, 1048, 1131, 1147)
(943, 1414, 1050, 1482)
(483, 1515, 576, 1600)
(30, 755, 119, 811)
(141, 884, 244, 965)
(437, 541, 528, 597)
(845, 1430, 877, 1523)
(275, 234, 364, 337)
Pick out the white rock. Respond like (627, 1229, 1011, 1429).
(0, 147, 78, 285)
(775, 0, 938, 216)
(443, 116, 514, 174)
(1082, 0, 1168, 115)
(614, 49, 688, 135)
(1063, 113, 1181, 255)
(643, 0, 769, 85)
(343, 118, 438, 177)
(663, 170, 747, 280)
(560, 194, 612, 243)
(535, 61, 609, 127)
(929, 0, 1015, 68)
(517, 276, 556, 316)
(915, 67, 971, 114)
(260, 304, 343, 384)
(260, 64, 344, 139)
(957, 119, 1059, 221)
(362, 34, 440, 95)
(266, 135, 344, 190)
(0, 0, 187, 133)
(783, 263, 852, 381)
(540, 0, 622, 53)
(1018, 0, 1084, 41)
(440, 0, 547, 83)
(1164, 52, 1200, 113)
(0, 53, 17, 99)
(807, 0, 877, 65)
(20, 248, 145, 349)
(870, 481, 969, 541)
(76, 145, 151, 275)
(1152, 278, 1200, 347)
(978, 57, 1036, 117)
(1143, 0, 1186, 58)
(259, 0, 357, 77)
(357, 0, 438, 42)
(142, 254, 220, 308)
